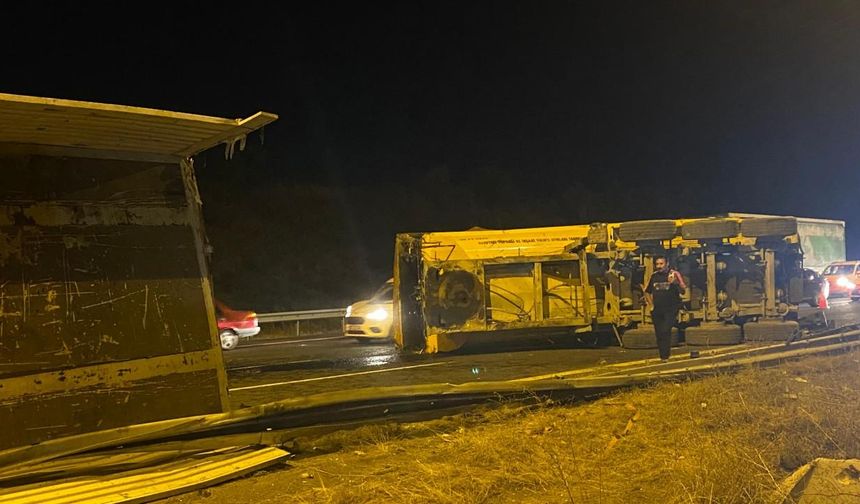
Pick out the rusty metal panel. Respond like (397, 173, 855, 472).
(0, 150, 228, 450)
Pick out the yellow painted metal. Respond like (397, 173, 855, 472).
(421, 225, 591, 261)
(705, 253, 718, 321)
(0, 446, 289, 504)
(0, 93, 277, 159)
(181, 158, 231, 413)
(0, 350, 220, 400)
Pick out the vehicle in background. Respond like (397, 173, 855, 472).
(215, 300, 260, 350)
(821, 261, 860, 299)
(727, 214, 846, 273)
(344, 279, 394, 343)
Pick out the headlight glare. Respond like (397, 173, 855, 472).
(366, 308, 390, 321)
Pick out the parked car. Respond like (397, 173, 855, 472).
(344, 279, 394, 343)
(215, 300, 260, 350)
(821, 261, 860, 299)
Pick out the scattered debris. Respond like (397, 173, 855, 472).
(0, 446, 289, 504)
(774, 458, 860, 503)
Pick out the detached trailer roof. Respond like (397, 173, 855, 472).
(0, 92, 277, 160)
(0, 94, 278, 451)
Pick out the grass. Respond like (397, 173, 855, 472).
(164, 350, 860, 504)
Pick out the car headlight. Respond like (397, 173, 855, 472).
(366, 308, 390, 321)
(345, 305, 353, 317)
(836, 276, 856, 289)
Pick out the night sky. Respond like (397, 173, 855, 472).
(3, 2, 860, 307)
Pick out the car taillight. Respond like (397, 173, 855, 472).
(245, 312, 257, 320)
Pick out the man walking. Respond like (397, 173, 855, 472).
(644, 256, 686, 362)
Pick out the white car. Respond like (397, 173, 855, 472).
(344, 280, 394, 342)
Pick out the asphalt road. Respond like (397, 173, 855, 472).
(224, 299, 860, 409)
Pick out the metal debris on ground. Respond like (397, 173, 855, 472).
(0, 446, 289, 504)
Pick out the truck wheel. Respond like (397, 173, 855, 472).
(739, 217, 797, 237)
(617, 220, 678, 242)
(685, 323, 743, 346)
(621, 327, 679, 349)
(743, 319, 800, 342)
(681, 219, 739, 240)
(220, 330, 239, 350)
(618, 219, 678, 242)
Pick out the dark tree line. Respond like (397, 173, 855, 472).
(194, 146, 859, 312)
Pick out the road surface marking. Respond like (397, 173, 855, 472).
(240, 335, 348, 348)
(228, 361, 448, 392)
(227, 359, 320, 372)
(512, 343, 754, 382)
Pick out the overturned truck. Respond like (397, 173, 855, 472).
(393, 215, 833, 353)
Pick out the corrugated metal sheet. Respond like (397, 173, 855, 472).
(0, 93, 277, 158)
(0, 446, 289, 503)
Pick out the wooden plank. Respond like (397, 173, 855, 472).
(0, 93, 245, 126)
(0, 143, 180, 164)
(0, 447, 290, 504)
(0, 116, 221, 142)
(0, 110, 231, 133)
(0, 132, 193, 153)
(0, 351, 220, 399)
(0, 450, 201, 485)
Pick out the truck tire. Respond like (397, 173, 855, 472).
(685, 323, 743, 346)
(621, 326, 679, 349)
(681, 219, 739, 240)
(617, 220, 678, 242)
(740, 217, 797, 237)
(587, 223, 609, 245)
(743, 319, 800, 342)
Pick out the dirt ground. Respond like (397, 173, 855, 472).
(161, 350, 860, 503)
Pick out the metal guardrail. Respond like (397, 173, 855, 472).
(256, 308, 346, 324)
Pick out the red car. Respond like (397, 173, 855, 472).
(822, 261, 860, 299)
(215, 300, 260, 350)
